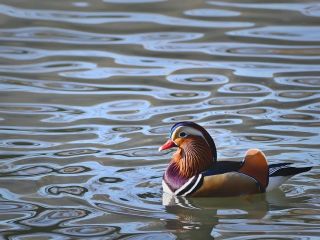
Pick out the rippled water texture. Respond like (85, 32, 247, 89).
(0, 0, 320, 239)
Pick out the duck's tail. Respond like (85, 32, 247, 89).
(267, 163, 312, 192)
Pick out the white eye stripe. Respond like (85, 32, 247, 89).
(173, 126, 207, 141)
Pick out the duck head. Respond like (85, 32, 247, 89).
(159, 122, 217, 178)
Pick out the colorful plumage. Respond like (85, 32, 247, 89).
(159, 121, 312, 197)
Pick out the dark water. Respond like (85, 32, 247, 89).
(0, 0, 320, 239)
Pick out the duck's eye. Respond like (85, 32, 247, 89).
(179, 131, 187, 138)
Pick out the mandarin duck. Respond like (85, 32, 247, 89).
(159, 121, 312, 197)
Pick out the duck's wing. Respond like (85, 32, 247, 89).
(269, 163, 312, 177)
(267, 163, 312, 191)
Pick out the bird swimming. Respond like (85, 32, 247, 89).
(159, 121, 312, 197)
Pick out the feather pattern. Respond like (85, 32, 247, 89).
(163, 163, 189, 192)
(268, 163, 292, 176)
(173, 136, 213, 178)
(269, 164, 311, 177)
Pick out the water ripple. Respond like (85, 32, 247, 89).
(8, 233, 67, 240)
(56, 225, 120, 237)
(1, 46, 319, 79)
(0, 61, 94, 73)
(167, 73, 229, 85)
(208, 1, 320, 18)
(277, 90, 320, 102)
(0, 28, 202, 45)
(147, 42, 320, 60)
(1, 140, 56, 150)
(54, 149, 101, 157)
(275, 76, 320, 88)
(228, 26, 320, 42)
(0, 201, 37, 212)
(57, 166, 90, 174)
(0, 165, 91, 178)
(46, 185, 88, 197)
(184, 8, 240, 17)
(1, 0, 319, 239)
(218, 83, 272, 95)
(107, 147, 163, 160)
(104, 0, 166, 3)
(0, 76, 210, 100)
(0, 4, 253, 28)
(20, 208, 89, 227)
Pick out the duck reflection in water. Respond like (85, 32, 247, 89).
(162, 189, 294, 239)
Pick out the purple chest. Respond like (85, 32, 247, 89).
(163, 164, 189, 192)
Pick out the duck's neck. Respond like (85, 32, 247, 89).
(164, 136, 214, 191)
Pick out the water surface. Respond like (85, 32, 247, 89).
(0, 0, 319, 239)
